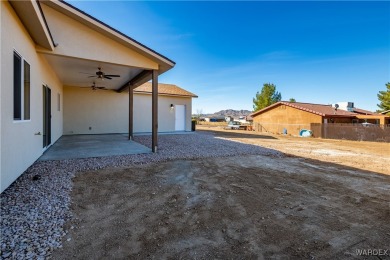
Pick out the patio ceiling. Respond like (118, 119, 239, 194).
(43, 54, 143, 90)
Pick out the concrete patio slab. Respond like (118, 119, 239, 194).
(39, 134, 151, 161)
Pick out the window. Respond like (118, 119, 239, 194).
(57, 93, 61, 111)
(13, 51, 30, 120)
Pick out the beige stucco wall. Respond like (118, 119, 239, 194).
(252, 104, 322, 135)
(63, 87, 193, 134)
(39, 4, 158, 70)
(63, 87, 128, 134)
(133, 93, 193, 133)
(1, 2, 63, 192)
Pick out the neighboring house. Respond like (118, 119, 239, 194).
(0, 1, 180, 192)
(251, 101, 390, 135)
(63, 83, 197, 134)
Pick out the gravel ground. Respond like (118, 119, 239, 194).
(0, 132, 280, 259)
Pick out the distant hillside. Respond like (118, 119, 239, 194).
(212, 109, 252, 117)
(193, 109, 253, 118)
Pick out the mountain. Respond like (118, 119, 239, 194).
(192, 109, 253, 118)
(211, 109, 252, 117)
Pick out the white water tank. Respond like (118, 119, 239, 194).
(334, 102, 354, 112)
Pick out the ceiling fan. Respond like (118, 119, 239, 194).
(83, 67, 120, 80)
(80, 82, 108, 91)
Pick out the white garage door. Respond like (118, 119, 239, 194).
(175, 105, 186, 131)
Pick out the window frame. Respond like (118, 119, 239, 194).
(13, 50, 31, 122)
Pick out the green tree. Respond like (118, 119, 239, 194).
(377, 82, 390, 112)
(289, 98, 296, 102)
(253, 83, 282, 111)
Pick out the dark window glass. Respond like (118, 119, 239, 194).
(13, 52, 22, 120)
(24, 61, 30, 120)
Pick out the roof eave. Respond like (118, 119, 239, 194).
(9, 0, 55, 50)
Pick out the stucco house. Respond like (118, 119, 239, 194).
(251, 101, 389, 135)
(0, 1, 196, 192)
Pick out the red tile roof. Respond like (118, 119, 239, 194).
(134, 82, 198, 98)
(251, 101, 375, 117)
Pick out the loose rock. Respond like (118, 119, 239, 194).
(1, 132, 279, 258)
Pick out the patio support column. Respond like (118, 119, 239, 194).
(152, 70, 158, 152)
(128, 86, 134, 140)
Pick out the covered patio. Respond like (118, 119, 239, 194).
(37, 1, 176, 153)
(39, 134, 151, 161)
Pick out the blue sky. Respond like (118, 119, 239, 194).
(69, 1, 390, 113)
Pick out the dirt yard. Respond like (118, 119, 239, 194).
(198, 125, 390, 175)
(52, 129, 390, 259)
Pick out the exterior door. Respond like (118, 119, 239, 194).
(175, 105, 186, 131)
(43, 85, 51, 148)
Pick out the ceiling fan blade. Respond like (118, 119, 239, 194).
(88, 75, 97, 78)
(105, 75, 120, 77)
(79, 72, 95, 75)
(104, 76, 112, 80)
(97, 87, 106, 89)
